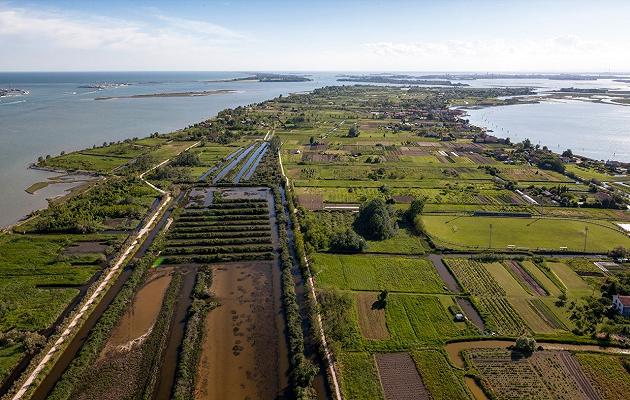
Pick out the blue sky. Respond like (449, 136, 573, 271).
(2, 0, 630, 72)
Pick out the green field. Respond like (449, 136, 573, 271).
(338, 352, 384, 400)
(364, 228, 429, 255)
(411, 350, 471, 400)
(311, 254, 446, 293)
(422, 215, 630, 252)
(385, 294, 475, 344)
(546, 262, 595, 297)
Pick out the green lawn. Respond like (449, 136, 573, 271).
(422, 215, 630, 252)
(311, 254, 447, 293)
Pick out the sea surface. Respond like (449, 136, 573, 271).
(1, 71, 630, 227)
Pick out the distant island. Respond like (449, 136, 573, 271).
(0, 88, 29, 97)
(78, 83, 130, 89)
(207, 73, 312, 83)
(337, 74, 469, 86)
(345, 73, 630, 81)
(94, 89, 235, 100)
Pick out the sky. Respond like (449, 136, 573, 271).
(2, 0, 630, 72)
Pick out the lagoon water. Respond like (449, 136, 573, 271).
(1, 72, 630, 227)
(465, 100, 630, 162)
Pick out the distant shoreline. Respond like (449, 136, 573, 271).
(94, 89, 236, 100)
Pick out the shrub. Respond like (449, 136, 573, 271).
(329, 229, 367, 252)
(354, 198, 397, 240)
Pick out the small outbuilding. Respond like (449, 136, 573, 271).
(612, 295, 630, 317)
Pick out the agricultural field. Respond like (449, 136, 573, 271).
(423, 215, 630, 252)
(467, 349, 600, 400)
(575, 353, 630, 400)
(411, 350, 471, 400)
(337, 352, 384, 400)
(310, 254, 446, 293)
(444, 258, 580, 335)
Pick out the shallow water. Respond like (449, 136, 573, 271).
(465, 99, 630, 162)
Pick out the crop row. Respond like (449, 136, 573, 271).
(162, 252, 274, 264)
(529, 299, 567, 330)
(170, 224, 270, 234)
(445, 258, 505, 296)
(179, 207, 268, 217)
(183, 202, 267, 210)
(178, 214, 269, 223)
(166, 237, 271, 247)
(162, 244, 274, 256)
(167, 230, 271, 240)
(474, 297, 527, 336)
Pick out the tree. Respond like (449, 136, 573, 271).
(348, 126, 360, 137)
(171, 151, 201, 167)
(270, 136, 282, 152)
(372, 289, 389, 310)
(329, 229, 367, 252)
(522, 138, 532, 149)
(610, 246, 627, 260)
(514, 336, 537, 355)
(562, 149, 573, 157)
(405, 197, 426, 223)
(354, 198, 397, 240)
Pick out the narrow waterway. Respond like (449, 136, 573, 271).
(279, 185, 331, 400)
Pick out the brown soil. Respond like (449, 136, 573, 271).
(297, 194, 324, 210)
(505, 260, 547, 295)
(195, 262, 281, 400)
(101, 268, 172, 354)
(356, 292, 389, 340)
(63, 241, 109, 255)
(375, 353, 430, 400)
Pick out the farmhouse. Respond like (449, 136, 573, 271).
(612, 295, 630, 317)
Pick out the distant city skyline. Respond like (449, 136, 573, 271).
(2, 0, 630, 72)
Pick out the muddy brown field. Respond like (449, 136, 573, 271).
(356, 292, 389, 340)
(375, 353, 429, 400)
(195, 261, 283, 400)
(103, 268, 173, 352)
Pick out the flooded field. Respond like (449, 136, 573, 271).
(102, 268, 172, 352)
(195, 261, 287, 399)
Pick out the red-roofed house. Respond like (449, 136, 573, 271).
(612, 295, 630, 317)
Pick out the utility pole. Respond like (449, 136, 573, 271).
(489, 223, 493, 249)
(583, 226, 589, 252)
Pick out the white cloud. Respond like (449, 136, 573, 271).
(0, 5, 251, 69)
(361, 36, 629, 72)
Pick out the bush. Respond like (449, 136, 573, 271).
(171, 151, 201, 167)
(354, 198, 397, 240)
(329, 229, 367, 252)
(514, 335, 537, 355)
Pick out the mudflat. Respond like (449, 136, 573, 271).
(195, 261, 281, 400)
